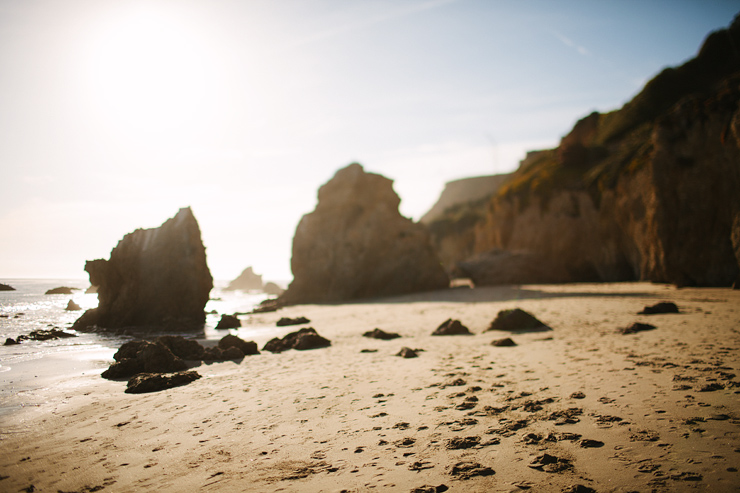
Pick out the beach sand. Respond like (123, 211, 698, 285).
(1, 282, 738, 492)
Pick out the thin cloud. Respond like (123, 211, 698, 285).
(552, 30, 590, 56)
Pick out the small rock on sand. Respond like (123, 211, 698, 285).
(491, 337, 516, 347)
(638, 301, 679, 314)
(396, 347, 419, 358)
(363, 328, 401, 340)
(432, 319, 472, 336)
(410, 485, 448, 493)
(487, 309, 550, 332)
(215, 314, 241, 330)
(276, 316, 310, 326)
(618, 322, 656, 335)
(125, 370, 202, 393)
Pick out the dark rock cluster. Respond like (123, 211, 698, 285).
(4, 328, 77, 346)
(263, 328, 331, 353)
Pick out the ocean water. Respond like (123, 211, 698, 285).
(0, 278, 282, 416)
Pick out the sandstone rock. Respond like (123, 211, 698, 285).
(218, 334, 259, 355)
(65, 300, 82, 311)
(102, 341, 188, 379)
(125, 370, 201, 394)
(45, 286, 78, 295)
(0, 283, 15, 291)
(224, 267, 263, 291)
(262, 327, 331, 353)
(487, 309, 551, 332)
(276, 316, 310, 327)
(638, 302, 679, 314)
(215, 314, 241, 330)
(281, 163, 449, 304)
(73, 208, 213, 332)
(432, 319, 472, 336)
(363, 328, 401, 340)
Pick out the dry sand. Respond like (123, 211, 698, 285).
(1, 282, 739, 492)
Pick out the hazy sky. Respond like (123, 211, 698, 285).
(1, 0, 737, 281)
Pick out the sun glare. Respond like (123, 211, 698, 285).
(82, 6, 220, 137)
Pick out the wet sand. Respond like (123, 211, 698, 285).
(1, 282, 739, 492)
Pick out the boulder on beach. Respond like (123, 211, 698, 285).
(218, 334, 259, 355)
(215, 314, 241, 330)
(72, 207, 213, 333)
(224, 267, 263, 291)
(432, 319, 472, 336)
(0, 283, 15, 291)
(396, 347, 419, 358)
(157, 335, 205, 360)
(491, 337, 517, 347)
(487, 309, 551, 332)
(363, 328, 401, 340)
(125, 370, 202, 394)
(4, 338, 19, 345)
(65, 300, 82, 311)
(262, 327, 331, 353)
(276, 316, 310, 327)
(281, 163, 449, 304)
(45, 286, 78, 295)
(102, 341, 188, 380)
(638, 302, 679, 314)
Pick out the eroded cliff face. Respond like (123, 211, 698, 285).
(429, 17, 740, 287)
(282, 163, 449, 304)
(73, 207, 213, 331)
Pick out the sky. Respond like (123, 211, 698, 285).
(1, 0, 737, 282)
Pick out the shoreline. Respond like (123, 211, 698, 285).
(1, 282, 738, 492)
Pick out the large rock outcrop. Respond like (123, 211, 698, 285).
(73, 207, 213, 331)
(224, 266, 263, 291)
(428, 15, 740, 287)
(281, 163, 449, 304)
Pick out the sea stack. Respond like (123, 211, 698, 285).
(281, 163, 449, 304)
(73, 207, 213, 332)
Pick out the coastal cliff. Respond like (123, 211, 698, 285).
(427, 16, 740, 287)
(73, 207, 213, 331)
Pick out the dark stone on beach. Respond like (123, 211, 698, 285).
(221, 346, 245, 360)
(218, 334, 259, 355)
(72, 207, 213, 333)
(4, 338, 19, 345)
(262, 327, 331, 353)
(410, 485, 449, 493)
(157, 335, 205, 360)
(0, 283, 15, 291)
(65, 300, 82, 311)
(19, 328, 77, 342)
(281, 163, 449, 304)
(45, 286, 78, 295)
(432, 319, 472, 336)
(618, 322, 657, 335)
(397, 347, 419, 358)
(448, 461, 495, 479)
(102, 341, 187, 380)
(203, 346, 225, 361)
(579, 439, 604, 448)
(251, 299, 282, 313)
(215, 314, 241, 330)
(276, 316, 310, 327)
(125, 370, 201, 393)
(487, 309, 550, 332)
(492, 337, 517, 347)
(364, 328, 401, 340)
(638, 301, 679, 314)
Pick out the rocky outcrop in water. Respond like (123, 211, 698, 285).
(426, 16, 740, 287)
(224, 266, 263, 291)
(0, 283, 15, 291)
(72, 207, 213, 332)
(281, 163, 449, 304)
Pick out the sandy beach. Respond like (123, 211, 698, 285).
(1, 282, 739, 492)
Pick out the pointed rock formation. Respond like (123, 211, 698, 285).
(281, 163, 449, 304)
(73, 207, 213, 332)
(224, 266, 263, 291)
